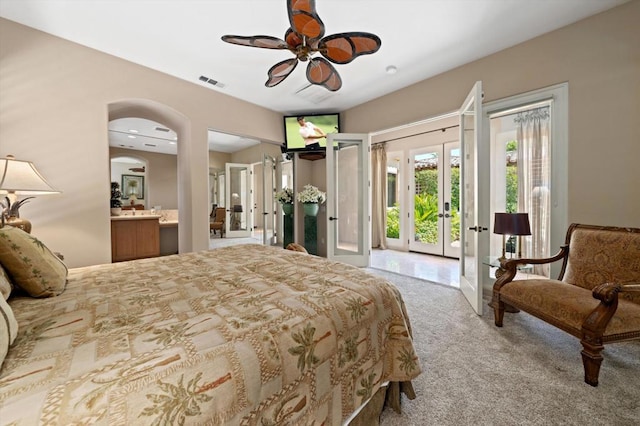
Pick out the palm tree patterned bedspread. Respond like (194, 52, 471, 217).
(0, 244, 420, 425)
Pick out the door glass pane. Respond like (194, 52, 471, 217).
(218, 174, 226, 208)
(386, 153, 400, 239)
(333, 141, 363, 255)
(229, 165, 248, 231)
(449, 146, 461, 250)
(462, 112, 476, 282)
(413, 151, 439, 245)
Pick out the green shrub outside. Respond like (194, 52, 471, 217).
(386, 167, 461, 244)
(386, 204, 400, 239)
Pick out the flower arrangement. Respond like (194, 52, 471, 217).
(275, 187, 294, 204)
(296, 184, 326, 204)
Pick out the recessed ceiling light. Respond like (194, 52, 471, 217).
(128, 135, 136, 139)
(169, 141, 177, 145)
(386, 65, 398, 75)
(129, 129, 139, 133)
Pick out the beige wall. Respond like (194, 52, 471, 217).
(345, 1, 640, 229)
(0, 18, 283, 267)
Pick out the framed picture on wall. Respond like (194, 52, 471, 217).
(121, 175, 144, 200)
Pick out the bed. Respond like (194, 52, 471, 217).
(0, 229, 420, 425)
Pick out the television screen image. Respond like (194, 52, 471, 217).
(283, 113, 340, 151)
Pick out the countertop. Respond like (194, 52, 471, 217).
(111, 214, 162, 221)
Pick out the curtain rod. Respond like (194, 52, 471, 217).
(372, 124, 459, 145)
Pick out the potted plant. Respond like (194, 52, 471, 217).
(296, 184, 326, 217)
(110, 182, 123, 216)
(276, 187, 294, 215)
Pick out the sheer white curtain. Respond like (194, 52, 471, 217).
(371, 143, 387, 249)
(515, 107, 550, 277)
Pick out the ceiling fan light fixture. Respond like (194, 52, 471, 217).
(386, 65, 398, 75)
(221, 0, 381, 91)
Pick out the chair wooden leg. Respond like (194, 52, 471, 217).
(580, 340, 604, 387)
(493, 298, 505, 327)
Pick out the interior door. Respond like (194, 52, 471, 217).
(326, 133, 370, 267)
(459, 81, 488, 315)
(262, 154, 277, 246)
(225, 162, 252, 238)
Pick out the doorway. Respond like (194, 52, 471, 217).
(408, 142, 460, 258)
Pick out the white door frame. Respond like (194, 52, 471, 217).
(326, 133, 370, 267)
(459, 81, 488, 315)
(482, 83, 568, 280)
(225, 162, 252, 238)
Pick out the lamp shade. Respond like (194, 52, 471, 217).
(494, 212, 531, 236)
(512, 213, 531, 236)
(0, 155, 60, 195)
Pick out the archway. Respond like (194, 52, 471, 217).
(108, 99, 193, 253)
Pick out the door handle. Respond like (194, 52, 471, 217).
(468, 226, 488, 232)
(262, 212, 269, 216)
(438, 213, 444, 218)
(444, 213, 451, 218)
(329, 216, 338, 221)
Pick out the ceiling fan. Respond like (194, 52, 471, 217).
(221, 0, 381, 92)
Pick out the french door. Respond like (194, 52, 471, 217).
(408, 142, 460, 258)
(326, 133, 370, 267)
(224, 162, 252, 238)
(459, 81, 489, 315)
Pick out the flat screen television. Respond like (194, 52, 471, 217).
(282, 113, 340, 152)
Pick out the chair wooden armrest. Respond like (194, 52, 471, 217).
(584, 283, 640, 327)
(583, 282, 628, 330)
(494, 245, 569, 290)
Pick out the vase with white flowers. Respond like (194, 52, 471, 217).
(296, 184, 326, 217)
(275, 187, 294, 215)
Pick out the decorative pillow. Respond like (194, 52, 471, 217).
(0, 264, 11, 300)
(0, 226, 67, 297)
(0, 295, 18, 367)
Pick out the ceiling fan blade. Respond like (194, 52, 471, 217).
(284, 28, 303, 49)
(266, 58, 299, 87)
(221, 35, 289, 50)
(287, 0, 325, 40)
(306, 58, 342, 91)
(319, 32, 382, 64)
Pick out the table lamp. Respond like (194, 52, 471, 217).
(511, 213, 532, 258)
(494, 212, 531, 260)
(0, 154, 60, 233)
(494, 213, 512, 261)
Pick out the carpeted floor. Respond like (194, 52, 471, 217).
(365, 268, 640, 426)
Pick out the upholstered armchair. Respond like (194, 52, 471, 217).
(209, 207, 226, 237)
(491, 223, 640, 386)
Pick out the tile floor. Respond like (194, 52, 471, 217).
(370, 249, 460, 288)
(209, 233, 461, 289)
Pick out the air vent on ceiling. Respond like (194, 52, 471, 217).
(144, 143, 157, 147)
(155, 127, 170, 132)
(199, 75, 226, 89)
(294, 83, 334, 104)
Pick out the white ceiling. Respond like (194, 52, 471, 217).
(1, 0, 627, 154)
